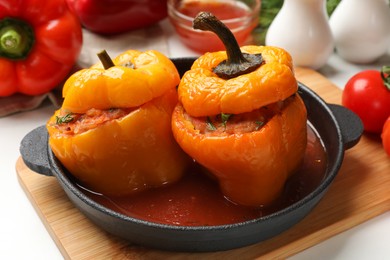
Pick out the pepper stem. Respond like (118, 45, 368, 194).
(381, 65, 390, 91)
(97, 50, 115, 69)
(193, 12, 263, 79)
(97, 49, 135, 69)
(1, 29, 22, 50)
(0, 18, 34, 60)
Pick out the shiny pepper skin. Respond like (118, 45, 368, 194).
(0, 0, 82, 96)
(47, 50, 191, 196)
(172, 45, 307, 207)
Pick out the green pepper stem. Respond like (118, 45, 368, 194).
(381, 65, 390, 91)
(0, 18, 34, 60)
(97, 50, 115, 69)
(1, 28, 22, 50)
(193, 12, 263, 79)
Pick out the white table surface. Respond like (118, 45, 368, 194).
(1, 19, 389, 259)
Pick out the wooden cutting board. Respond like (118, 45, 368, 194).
(16, 67, 390, 259)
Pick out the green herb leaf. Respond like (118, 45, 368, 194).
(255, 120, 264, 131)
(206, 117, 216, 131)
(56, 113, 74, 124)
(221, 113, 232, 128)
(381, 65, 390, 91)
(326, 0, 342, 16)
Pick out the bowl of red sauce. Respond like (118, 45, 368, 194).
(168, 0, 260, 53)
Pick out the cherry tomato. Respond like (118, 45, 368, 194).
(382, 117, 390, 157)
(342, 66, 390, 134)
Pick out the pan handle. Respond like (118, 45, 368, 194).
(19, 125, 53, 176)
(328, 104, 364, 150)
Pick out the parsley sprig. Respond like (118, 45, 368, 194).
(206, 117, 217, 131)
(56, 113, 74, 124)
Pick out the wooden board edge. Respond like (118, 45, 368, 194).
(15, 155, 390, 259)
(15, 157, 72, 260)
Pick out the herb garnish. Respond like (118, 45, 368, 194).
(255, 121, 264, 130)
(221, 113, 232, 128)
(56, 113, 74, 124)
(206, 117, 216, 131)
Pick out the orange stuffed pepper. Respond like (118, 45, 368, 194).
(47, 50, 190, 196)
(171, 13, 307, 207)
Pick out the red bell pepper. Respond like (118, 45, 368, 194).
(66, 0, 168, 35)
(0, 0, 82, 96)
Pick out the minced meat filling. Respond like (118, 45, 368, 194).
(188, 96, 294, 135)
(52, 108, 133, 135)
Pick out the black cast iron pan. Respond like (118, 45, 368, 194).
(20, 57, 363, 252)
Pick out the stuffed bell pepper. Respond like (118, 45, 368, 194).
(47, 49, 191, 196)
(171, 12, 307, 207)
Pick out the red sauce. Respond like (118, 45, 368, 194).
(79, 124, 328, 227)
(171, 1, 258, 53)
(180, 1, 248, 20)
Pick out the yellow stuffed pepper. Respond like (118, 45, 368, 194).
(47, 50, 190, 196)
(171, 13, 307, 207)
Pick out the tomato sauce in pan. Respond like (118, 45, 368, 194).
(78, 124, 327, 226)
